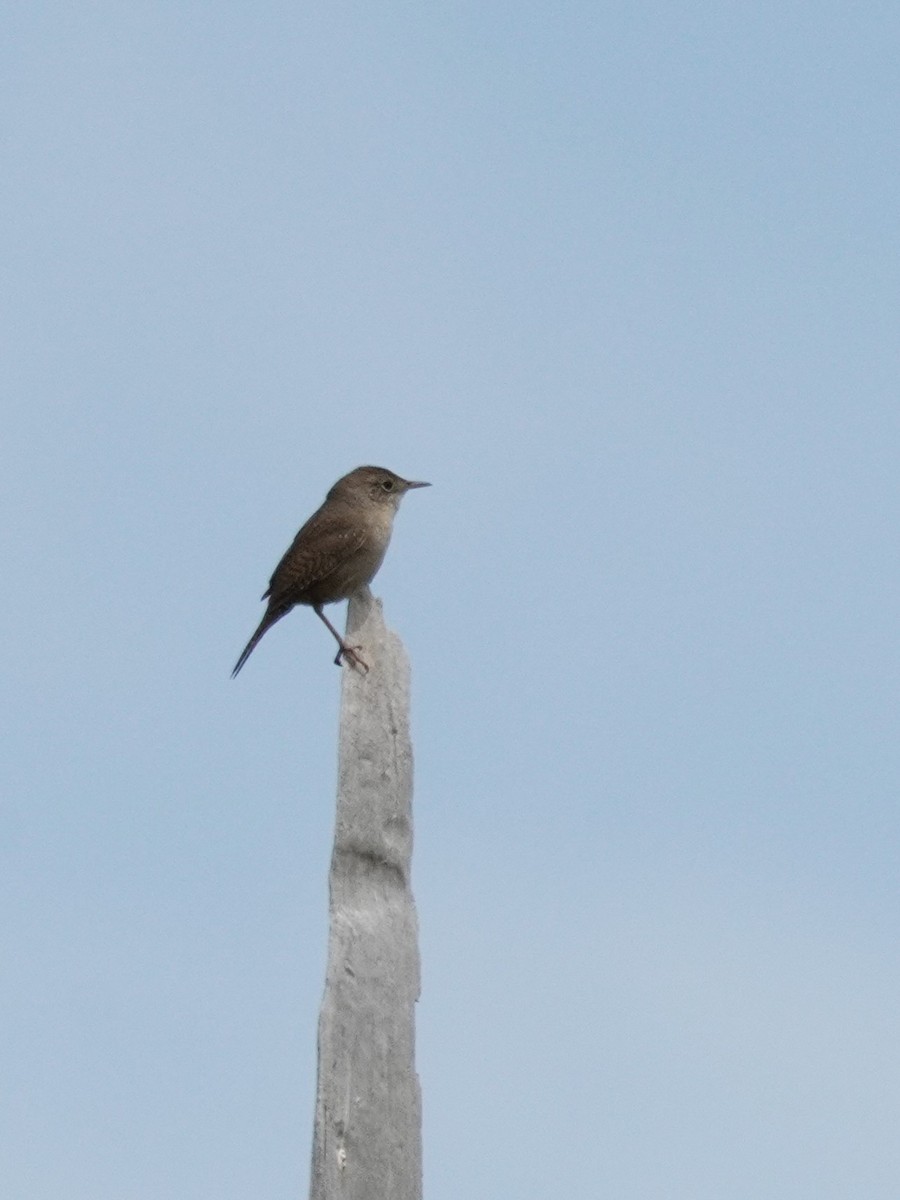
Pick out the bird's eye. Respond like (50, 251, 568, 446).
(381, 479, 395, 492)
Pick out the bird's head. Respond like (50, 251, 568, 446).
(330, 466, 431, 511)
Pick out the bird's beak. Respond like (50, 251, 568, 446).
(404, 480, 431, 489)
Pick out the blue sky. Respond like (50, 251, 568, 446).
(3, 3, 900, 1197)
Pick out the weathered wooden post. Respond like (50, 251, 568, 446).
(309, 586, 422, 1200)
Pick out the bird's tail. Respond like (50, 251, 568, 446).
(231, 606, 289, 677)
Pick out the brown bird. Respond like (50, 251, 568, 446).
(232, 465, 430, 677)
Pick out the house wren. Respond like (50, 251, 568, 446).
(231, 465, 430, 676)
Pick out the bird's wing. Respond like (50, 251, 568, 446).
(263, 507, 367, 605)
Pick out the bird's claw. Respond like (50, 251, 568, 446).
(334, 643, 369, 673)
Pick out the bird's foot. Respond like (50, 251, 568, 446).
(334, 642, 369, 673)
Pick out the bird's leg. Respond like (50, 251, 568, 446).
(314, 605, 369, 673)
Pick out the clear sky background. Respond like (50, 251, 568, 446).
(3, 3, 899, 1197)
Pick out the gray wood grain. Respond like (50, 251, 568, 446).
(309, 587, 422, 1200)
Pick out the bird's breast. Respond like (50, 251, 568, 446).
(309, 516, 393, 605)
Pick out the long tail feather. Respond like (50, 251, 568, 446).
(231, 606, 288, 677)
